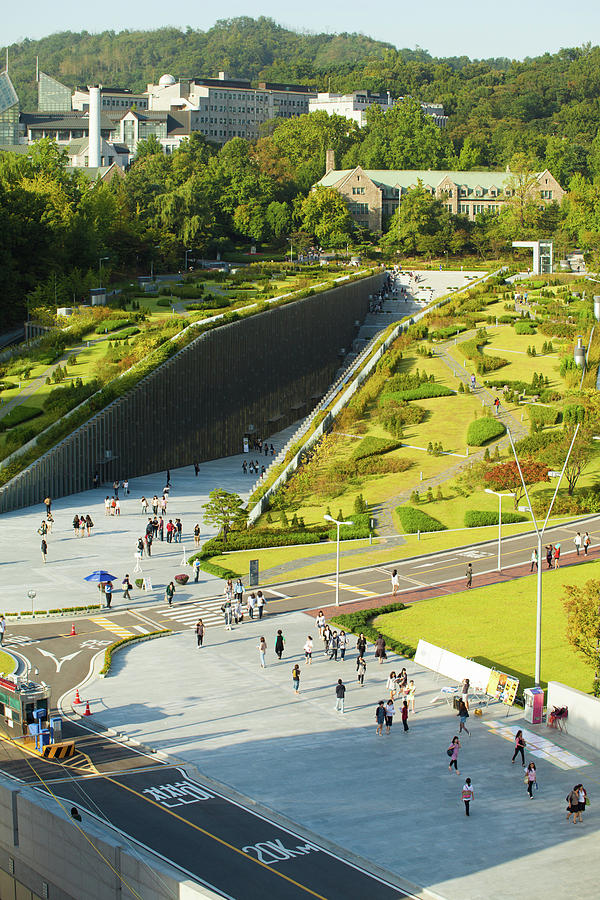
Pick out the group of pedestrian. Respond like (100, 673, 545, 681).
(386, 669, 416, 711)
(72, 513, 95, 536)
(140, 494, 169, 516)
(221, 579, 267, 629)
(104, 496, 121, 516)
(242, 460, 267, 478)
(375, 697, 410, 733)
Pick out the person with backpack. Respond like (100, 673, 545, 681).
(195, 619, 205, 648)
(462, 779, 474, 816)
(291, 664, 301, 694)
(122, 574, 132, 600)
(165, 581, 175, 606)
(584, 532, 591, 555)
(525, 762, 537, 798)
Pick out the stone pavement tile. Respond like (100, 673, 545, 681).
(89, 609, 600, 900)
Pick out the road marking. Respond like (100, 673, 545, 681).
(103, 775, 330, 899)
(321, 579, 377, 597)
(132, 626, 151, 634)
(36, 648, 86, 672)
(89, 617, 135, 639)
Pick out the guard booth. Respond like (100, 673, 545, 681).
(0, 675, 50, 736)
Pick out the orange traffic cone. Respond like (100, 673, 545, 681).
(74, 689, 82, 704)
(83, 701, 92, 716)
(70, 623, 76, 636)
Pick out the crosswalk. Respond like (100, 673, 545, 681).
(158, 598, 228, 629)
(89, 616, 135, 639)
(321, 579, 377, 598)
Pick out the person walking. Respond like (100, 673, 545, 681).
(576, 784, 587, 823)
(584, 532, 591, 555)
(158, 517, 164, 542)
(247, 592, 257, 619)
(195, 619, 205, 648)
(44, 496, 52, 517)
(457, 699, 470, 735)
(73, 514, 80, 536)
(554, 543, 561, 569)
(448, 736, 461, 774)
(384, 699, 395, 734)
(123, 479, 129, 495)
(85, 514, 94, 536)
(136, 537, 144, 558)
(525, 762, 537, 798)
(574, 532, 582, 556)
(356, 656, 367, 685)
(165, 581, 175, 607)
(462, 779, 474, 816)
(322, 624, 332, 655)
(46, 511, 54, 533)
(530, 548, 538, 572)
(375, 700, 386, 735)
(275, 629, 285, 660)
(145, 531, 153, 557)
(387, 671, 397, 700)
(304, 635, 313, 664)
(338, 630, 347, 661)
(335, 679, 346, 713)
(546, 544, 554, 569)
(122, 574, 132, 601)
(258, 636, 267, 668)
(356, 632, 367, 659)
(40, 538, 48, 564)
(315, 611, 325, 638)
(408, 680, 416, 714)
(222, 598, 233, 630)
(329, 630, 339, 661)
(140, 496, 148, 515)
(391, 569, 400, 596)
(256, 591, 266, 619)
(193, 556, 201, 583)
(194, 461, 200, 477)
(193, 524, 201, 548)
(104, 496, 111, 517)
(234, 578, 244, 609)
(461, 677, 470, 711)
(0, 615, 6, 646)
(465, 563, 472, 588)
(401, 700, 409, 732)
(175, 519, 183, 543)
(375, 633, 387, 664)
(292, 664, 301, 694)
(104, 581, 113, 609)
(512, 730, 526, 765)
(566, 785, 580, 823)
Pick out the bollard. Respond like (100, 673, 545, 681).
(420, 471, 423, 481)
(521, 413, 524, 421)
(417, 530, 421, 541)
(466, 447, 469, 456)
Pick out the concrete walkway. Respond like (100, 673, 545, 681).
(84, 607, 600, 900)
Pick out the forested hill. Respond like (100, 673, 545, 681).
(7, 17, 398, 108)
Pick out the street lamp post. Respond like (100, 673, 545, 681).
(324, 514, 354, 606)
(185, 248, 192, 271)
(484, 488, 515, 571)
(98, 257, 109, 289)
(507, 423, 580, 686)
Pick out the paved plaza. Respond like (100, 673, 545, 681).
(85, 610, 599, 900)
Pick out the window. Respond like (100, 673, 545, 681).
(541, 190, 553, 200)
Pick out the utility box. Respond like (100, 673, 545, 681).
(524, 686, 544, 724)
(50, 716, 63, 742)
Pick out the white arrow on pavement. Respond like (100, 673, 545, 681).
(36, 648, 86, 672)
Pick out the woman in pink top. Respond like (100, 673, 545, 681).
(448, 736, 461, 774)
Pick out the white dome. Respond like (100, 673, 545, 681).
(159, 73, 177, 86)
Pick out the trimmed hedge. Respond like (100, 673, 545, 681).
(352, 436, 401, 461)
(466, 417, 506, 446)
(464, 510, 526, 527)
(330, 602, 416, 660)
(383, 384, 454, 402)
(99, 630, 171, 676)
(527, 405, 560, 428)
(395, 506, 447, 533)
(430, 324, 468, 340)
(563, 403, 586, 425)
(514, 321, 537, 334)
(202, 530, 327, 555)
(94, 319, 133, 334)
(0, 405, 43, 432)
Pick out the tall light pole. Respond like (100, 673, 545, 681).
(185, 248, 192, 271)
(98, 256, 109, 288)
(507, 423, 580, 686)
(324, 514, 353, 606)
(485, 488, 515, 571)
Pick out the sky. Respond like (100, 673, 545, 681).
(3, 0, 600, 61)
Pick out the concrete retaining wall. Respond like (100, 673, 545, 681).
(547, 681, 600, 751)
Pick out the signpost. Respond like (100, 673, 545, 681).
(249, 559, 259, 587)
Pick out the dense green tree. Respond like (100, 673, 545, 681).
(300, 187, 354, 247)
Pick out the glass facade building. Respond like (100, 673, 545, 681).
(38, 72, 71, 113)
(0, 72, 20, 145)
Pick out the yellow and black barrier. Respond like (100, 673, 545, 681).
(41, 741, 75, 759)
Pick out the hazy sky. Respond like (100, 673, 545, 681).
(3, 0, 599, 60)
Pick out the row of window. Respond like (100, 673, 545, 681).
(350, 202, 369, 214)
(352, 186, 366, 195)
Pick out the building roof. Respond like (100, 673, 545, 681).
(67, 137, 130, 156)
(0, 143, 31, 155)
(21, 111, 115, 130)
(76, 162, 125, 181)
(317, 168, 514, 191)
(0, 72, 19, 115)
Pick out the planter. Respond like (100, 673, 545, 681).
(135, 578, 144, 589)
(174, 574, 189, 585)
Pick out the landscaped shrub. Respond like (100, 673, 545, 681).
(395, 506, 447, 533)
(100, 630, 171, 675)
(202, 530, 326, 555)
(464, 510, 527, 527)
(0, 405, 42, 432)
(563, 403, 586, 425)
(514, 321, 537, 334)
(94, 319, 133, 334)
(460, 337, 509, 375)
(330, 602, 416, 659)
(382, 384, 454, 402)
(114, 326, 141, 339)
(527, 405, 560, 429)
(430, 324, 468, 340)
(352, 436, 401, 461)
(466, 417, 506, 446)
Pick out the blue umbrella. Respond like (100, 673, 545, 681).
(84, 570, 117, 583)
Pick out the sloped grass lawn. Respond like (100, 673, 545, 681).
(373, 561, 600, 692)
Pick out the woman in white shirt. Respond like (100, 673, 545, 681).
(303, 636, 313, 664)
(315, 611, 325, 638)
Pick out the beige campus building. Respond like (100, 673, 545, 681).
(316, 155, 565, 231)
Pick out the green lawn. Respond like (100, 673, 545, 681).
(373, 561, 600, 693)
(0, 650, 16, 676)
